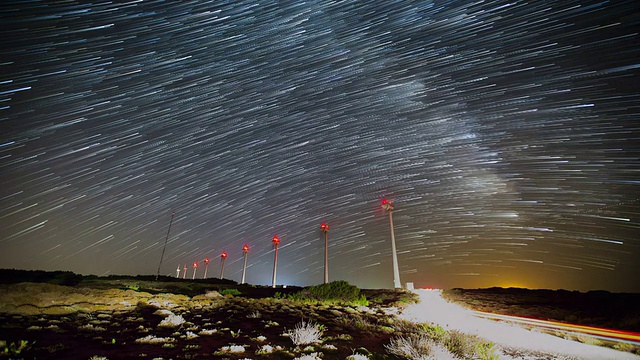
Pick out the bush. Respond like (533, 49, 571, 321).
(49, 271, 83, 286)
(475, 340, 499, 360)
(219, 288, 241, 296)
(134, 335, 175, 344)
(444, 330, 476, 359)
(0, 340, 32, 356)
(420, 323, 448, 342)
(287, 320, 324, 345)
(385, 333, 436, 360)
(346, 353, 369, 360)
(292, 281, 368, 305)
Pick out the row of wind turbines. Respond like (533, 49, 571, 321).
(161, 199, 401, 288)
(176, 244, 248, 282)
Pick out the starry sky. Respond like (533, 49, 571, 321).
(1, 0, 639, 292)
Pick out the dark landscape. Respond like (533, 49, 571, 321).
(1, 270, 640, 359)
(443, 287, 640, 333)
(2, 1, 639, 357)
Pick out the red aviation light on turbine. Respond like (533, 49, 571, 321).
(243, 244, 250, 253)
(272, 235, 280, 245)
(193, 262, 198, 268)
(221, 251, 228, 258)
(320, 222, 329, 231)
(204, 257, 210, 264)
(382, 198, 388, 205)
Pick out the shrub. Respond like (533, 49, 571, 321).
(352, 294, 369, 306)
(0, 340, 32, 356)
(614, 342, 636, 352)
(215, 345, 245, 354)
(293, 281, 367, 305)
(385, 334, 435, 360)
(198, 329, 217, 335)
(256, 344, 284, 355)
(346, 353, 369, 360)
(49, 271, 83, 286)
(219, 288, 241, 296)
(475, 340, 499, 360)
(294, 355, 322, 360)
(288, 320, 324, 345)
(392, 318, 422, 334)
(576, 334, 603, 346)
(308, 281, 359, 301)
(445, 330, 476, 359)
(134, 335, 175, 344)
(420, 323, 448, 342)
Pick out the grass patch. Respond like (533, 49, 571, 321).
(278, 280, 369, 306)
(219, 288, 241, 296)
(387, 323, 500, 360)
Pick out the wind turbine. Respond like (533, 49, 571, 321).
(382, 199, 401, 289)
(241, 244, 250, 284)
(203, 257, 210, 279)
(320, 222, 329, 284)
(220, 251, 228, 279)
(192, 261, 198, 280)
(271, 235, 280, 288)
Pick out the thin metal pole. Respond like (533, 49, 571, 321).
(156, 211, 175, 281)
(220, 257, 226, 279)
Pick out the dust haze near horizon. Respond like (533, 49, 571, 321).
(1, 0, 639, 292)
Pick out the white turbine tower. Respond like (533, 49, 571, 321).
(271, 235, 280, 288)
(241, 244, 249, 284)
(320, 222, 329, 284)
(382, 199, 401, 289)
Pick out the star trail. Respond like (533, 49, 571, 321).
(1, 0, 639, 291)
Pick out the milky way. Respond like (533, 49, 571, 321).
(1, 0, 639, 291)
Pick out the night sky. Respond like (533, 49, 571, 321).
(1, 0, 639, 292)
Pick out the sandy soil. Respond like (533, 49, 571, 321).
(399, 289, 640, 360)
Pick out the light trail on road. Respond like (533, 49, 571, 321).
(401, 289, 640, 359)
(473, 311, 640, 345)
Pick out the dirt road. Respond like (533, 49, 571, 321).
(398, 289, 640, 360)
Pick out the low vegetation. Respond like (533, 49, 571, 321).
(288, 320, 324, 346)
(276, 280, 369, 306)
(2, 269, 636, 359)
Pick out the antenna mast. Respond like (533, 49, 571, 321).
(156, 210, 176, 281)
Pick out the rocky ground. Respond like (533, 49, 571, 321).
(2, 276, 638, 360)
(0, 280, 411, 359)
